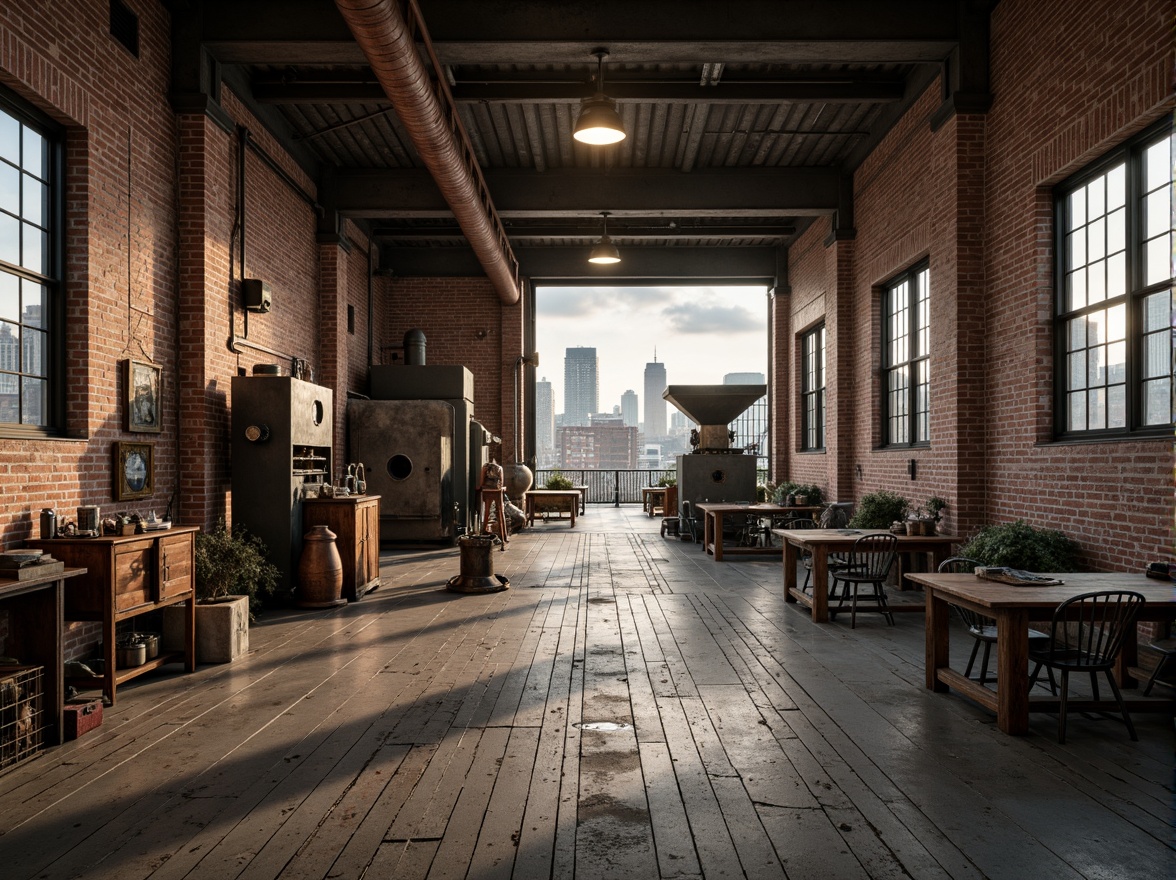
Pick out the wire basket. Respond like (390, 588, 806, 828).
(0, 666, 44, 773)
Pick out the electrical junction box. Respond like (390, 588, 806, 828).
(242, 278, 273, 313)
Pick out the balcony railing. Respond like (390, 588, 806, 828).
(534, 469, 675, 505)
(533, 469, 769, 505)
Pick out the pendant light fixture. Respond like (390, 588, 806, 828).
(573, 50, 626, 145)
(588, 211, 621, 264)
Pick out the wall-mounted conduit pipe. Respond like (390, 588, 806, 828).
(334, 0, 522, 306)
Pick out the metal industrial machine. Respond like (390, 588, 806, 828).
(351, 353, 490, 544)
(231, 374, 334, 595)
(662, 384, 766, 532)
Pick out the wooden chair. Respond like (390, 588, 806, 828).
(1141, 637, 1176, 696)
(828, 533, 898, 628)
(938, 556, 1051, 685)
(1028, 590, 1146, 743)
(658, 485, 680, 537)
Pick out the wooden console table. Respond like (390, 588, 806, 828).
(28, 527, 198, 705)
(524, 490, 579, 528)
(303, 495, 382, 601)
(0, 567, 85, 746)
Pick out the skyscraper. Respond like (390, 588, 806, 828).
(563, 347, 598, 426)
(643, 356, 667, 438)
(535, 377, 555, 467)
(725, 371, 768, 473)
(620, 389, 638, 427)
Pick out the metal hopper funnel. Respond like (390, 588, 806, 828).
(663, 384, 766, 450)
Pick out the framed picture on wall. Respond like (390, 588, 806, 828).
(114, 441, 154, 501)
(124, 359, 162, 433)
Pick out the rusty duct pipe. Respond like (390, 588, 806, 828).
(335, 0, 521, 305)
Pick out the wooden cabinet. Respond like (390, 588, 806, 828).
(27, 527, 198, 705)
(302, 496, 381, 601)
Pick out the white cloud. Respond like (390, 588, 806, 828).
(536, 285, 768, 416)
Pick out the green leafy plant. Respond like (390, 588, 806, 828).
(656, 472, 677, 487)
(925, 496, 948, 522)
(792, 483, 824, 505)
(195, 520, 280, 614)
(544, 471, 574, 490)
(847, 490, 909, 528)
(959, 520, 1080, 572)
(771, 481, 797, 505)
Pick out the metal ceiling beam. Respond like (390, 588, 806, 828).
(192, 0, 963, 65)
(332, 168, 842, 218)
(251, 79, 906, 105)
(372, 223, 798, 241)
(379, 244, 779, 280)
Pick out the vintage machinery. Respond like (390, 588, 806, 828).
(231, 374, 333, 594)
(663, 384, 766, 531)
(353, 358, 490, 544)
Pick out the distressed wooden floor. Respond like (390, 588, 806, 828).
(1, 506, 1172, 879)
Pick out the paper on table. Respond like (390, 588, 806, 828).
(975, 567, 1064, 586)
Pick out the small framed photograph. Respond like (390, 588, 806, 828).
(124, 359, 162, 433)
(114, 441, 154, 501)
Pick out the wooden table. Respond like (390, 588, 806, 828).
(641, 487, 666, 516)
(908, 571, 1176, 735)
(0, 567, 85, 747)
(775, 527, 959, 621)
(572, 485, 587, 515)
(696, 503, 820, 560)
(524, 490, 579, 528)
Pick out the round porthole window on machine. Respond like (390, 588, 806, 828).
(387, 454, 413, 481)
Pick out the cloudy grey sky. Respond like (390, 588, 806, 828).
(535, 285, 769, 417)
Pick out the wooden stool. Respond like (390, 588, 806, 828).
(479, 487, 508, 549)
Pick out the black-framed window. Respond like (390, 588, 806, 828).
(801, 324, 825, 450)
(882, 263, 930, 446)
(1056, 122, 1173, 437)
(0, 91, 61, 433)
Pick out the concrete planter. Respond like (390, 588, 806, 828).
(163, 596, 250, 664)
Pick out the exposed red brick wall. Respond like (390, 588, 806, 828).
(0, 8, 382, 656)
(381, 277, 525, 459)
(782, 0, 1173, 567)
(979, 0, 1173, 568)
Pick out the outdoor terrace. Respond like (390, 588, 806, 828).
(0, 505, 1171, 878)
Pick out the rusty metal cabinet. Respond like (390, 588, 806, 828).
(27, 527, 197, 705)
(302, 496, 381, 601)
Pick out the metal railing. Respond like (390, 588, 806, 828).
(534, 469, 675, 505)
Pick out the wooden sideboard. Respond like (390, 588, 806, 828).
(302, 495, 381, 601)
(27, 526, 198, 705)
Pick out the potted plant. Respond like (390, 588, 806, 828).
(543, 470, 574, 491)
(959, 520, 1080, 571)
(847, 490, 909, 529)
(163, 520, 279, 663)
(925, 496, 948, 533)
(792, 483, 824, 506)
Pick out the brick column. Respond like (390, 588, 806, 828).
(318, 241, 349, 456)
(175, 113, 235, 529)
(826, 235, 857, 503)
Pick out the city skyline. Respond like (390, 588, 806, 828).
(536, 285, 769, 419)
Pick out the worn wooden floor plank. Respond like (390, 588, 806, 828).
(0, 507, 1171, 880)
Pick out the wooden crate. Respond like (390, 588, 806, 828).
(0, 665, 43, 773)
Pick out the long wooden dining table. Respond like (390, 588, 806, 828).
(907, 571, 1176, 735)
(698, 502, 821, 561)
(774, 527, 959, 622)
